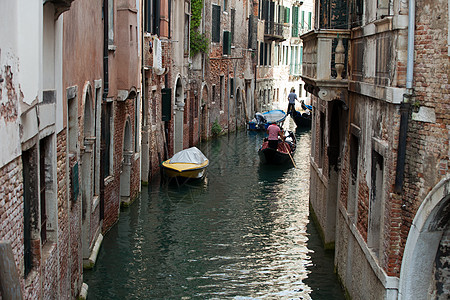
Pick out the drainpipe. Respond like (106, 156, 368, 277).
(394, 0, 415, 193)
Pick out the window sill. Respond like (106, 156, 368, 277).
(108, 45, 117, 52)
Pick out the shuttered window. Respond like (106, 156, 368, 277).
(212, 5, 221, 42)
(301, 10, 305, 29)
(231, 9, 235, 44)
(308, 11, 312, 30)
(292, 6, 299, 37)
(223, 31, 231, 55)
(144, 0, 160, 35)
(162, 88, 172, 121)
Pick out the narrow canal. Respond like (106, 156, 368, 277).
(84, 119, 345, 299)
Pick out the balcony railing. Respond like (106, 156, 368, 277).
(264, 21, 289, 41)
(301, 29, 350, 81)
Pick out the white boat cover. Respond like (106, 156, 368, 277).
(263, 110, 286, 123)
(169, 147, 208, 164)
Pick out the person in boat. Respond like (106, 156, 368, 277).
(287, 88, 298, 115)
(266, 122, 284, 150)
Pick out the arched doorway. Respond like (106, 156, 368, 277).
(200, 84, 209, 141)
(174, 77, 184, 153)
(81, 84, 95, 259)
(398, 177, 450, 299)
(120, 118, 133, 205)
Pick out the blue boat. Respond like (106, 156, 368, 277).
(248, 109, 287, 131)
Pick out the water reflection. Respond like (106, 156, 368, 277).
(84, 120, 344, 299)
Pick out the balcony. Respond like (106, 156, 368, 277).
(44, 0, 75, 17)
(264, 21, 289, 42)
(300, 29, 350, 102)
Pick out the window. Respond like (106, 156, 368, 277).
(259, 42, 264, 65)
(108, 0, 114, 44)
(231, 9, 235, 44)
(292, 6, 299, 37)
(348, 130, 360, 216)
(184, 13, 190, 56)
(223, 0, 227, 11)
(23, 146, 38, 277)
(145, 0, 160, 35)
(368, 150, 384, 258)
(319, 111, 325, 168)
(308, 11, 312, 30)
(194, 95, 199, 118)
(212, 84, 216, 103)
(301, 10, 305, 29)
(102, 102, 113, 178)
(39, 139, 47, 245)
(68, 94, 77, 154)
(230, 78, 234, 98)
(223, 31, 231, 55)
(212, 5, 221, 42)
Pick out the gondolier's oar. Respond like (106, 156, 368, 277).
(287, 150, 297, 168)
(283, 141, 297, 168)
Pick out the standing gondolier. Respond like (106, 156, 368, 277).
(287, 88, 298, 115)
(266, 122, 284, 150)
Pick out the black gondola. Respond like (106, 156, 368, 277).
(258, 131, 296, 165)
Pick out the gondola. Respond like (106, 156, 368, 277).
(162, 147, 209, 180)
(292, 101, 312, 128)
(248, 109, 287, 131)
(258, 130, 296, 165)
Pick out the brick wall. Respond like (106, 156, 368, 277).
(0, 157, 25, 294)
(57, 130, 71, 299)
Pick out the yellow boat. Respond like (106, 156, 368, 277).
(162, 147, 209, 180)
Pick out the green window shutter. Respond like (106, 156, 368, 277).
(285, 7, 290, 23)
(301, 11, 305, 29)
(162, 88, 172, 121)
(300, 45, 303, 66)
(223, 31, 231, 55)
(212, 5, 221, 42)
(292, 6, 299, 37)
(308, 11, 312, 30)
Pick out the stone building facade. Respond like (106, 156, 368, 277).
(302, 0, 449, 297)
(254, 0, 312, 114)
(0, 0, 140, 298)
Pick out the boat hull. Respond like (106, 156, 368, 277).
(162, 161, 209, 180)
(258, 147, 293, 165)
(293, 111, 311, 128)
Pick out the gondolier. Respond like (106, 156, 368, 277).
(287, 88, 298, 115)
(266, 122, 284, 149)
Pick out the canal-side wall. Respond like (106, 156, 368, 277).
(335, 211, 387, 300)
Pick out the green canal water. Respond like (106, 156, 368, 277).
(84, 120, 345, 299)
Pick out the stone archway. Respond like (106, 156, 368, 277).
(174, 77, 184, 153)
(120, 118, 133, 205)
(81, 84, 95, 259)
(200, 84, 209, 141)
(398, 176, 450, 299)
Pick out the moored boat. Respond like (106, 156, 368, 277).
(258, 130, 296, 165)
(162, 147, 209, 180)
(292, 110, 312, 128)
(292, 101, 312, 128)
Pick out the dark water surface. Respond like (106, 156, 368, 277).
(84, 119, 345, 299)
